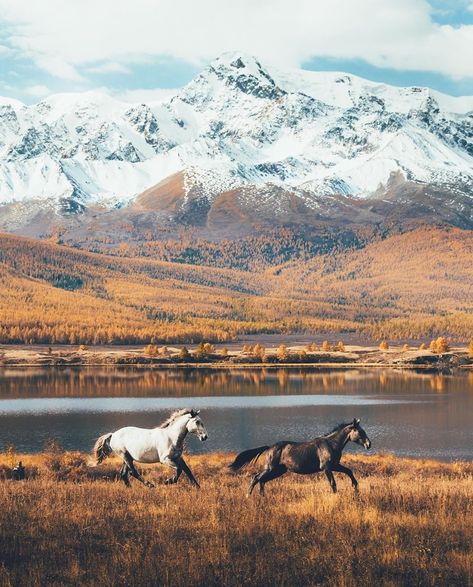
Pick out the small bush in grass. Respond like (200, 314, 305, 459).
(430, 337, 450, 354)
(277, 344, 289, 361)
(402, 344, 410, 352)
(334, 341, 345, 352)
(144, 344, 159, 357)
(419, 343, 427, 350)
(298, 349, 308, 361)
(252, 344, 266, 361)
(379, 341, 389, 351)
(78, 344, 88, 352)
(322, 340, 331, 351)
(178, 346, 190, 360)
(220, 347, 229, 357)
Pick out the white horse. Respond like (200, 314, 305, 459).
(90, 408, 208, 488)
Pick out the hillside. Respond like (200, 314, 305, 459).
(0, 228, 472, 344)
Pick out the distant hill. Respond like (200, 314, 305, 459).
(0, 227, 472, 344)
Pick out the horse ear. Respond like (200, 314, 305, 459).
(353, 418, 359, 428)
(195, 409, 200, 415)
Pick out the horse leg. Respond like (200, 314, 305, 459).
(324, 468, 337, 493)
(178, 457, 200, 488)
(162, 457, 182, 485)
(119, 462, 131, 487)
(247, 471, 263, 497)
(123, 451, 154, 488)
(257, 465, 287, 496)
(332, 463, 358, 491)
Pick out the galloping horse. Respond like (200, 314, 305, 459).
(230, 419, 371, 496)
(90, 408, 208, 488)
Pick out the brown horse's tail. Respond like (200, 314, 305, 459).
(229, 446, 269, 472)
(89, 433, 113, 466)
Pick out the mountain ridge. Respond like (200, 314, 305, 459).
(0, 51, 472, 241)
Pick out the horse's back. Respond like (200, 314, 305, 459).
(110, 426, 160, 463)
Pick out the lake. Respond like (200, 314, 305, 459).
(0, 367, 472, 461)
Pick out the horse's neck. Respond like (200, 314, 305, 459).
(325, 427, 351, 452)
(165, 418, 189, 448)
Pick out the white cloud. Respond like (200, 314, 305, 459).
(0, 0, 472, 80)
(87, 61, 131, 75)
(24, 84, 51, 98)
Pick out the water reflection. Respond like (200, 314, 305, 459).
(0, 368, 472, 460)
(1, 367, 471, 399)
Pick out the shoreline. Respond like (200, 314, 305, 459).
(1, 343, 471, 370)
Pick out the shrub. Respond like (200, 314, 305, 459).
(322, 340, 331, 352)
(419, 343, 427, 350)
(252, 344, 266, 361)
(430, 337, 450, 354)
(379, 341, 389, 351)
(144, 344, 159, 357)
(178, 346, 190, 360)
(402, 344, 410, 352)
(468, 340, 473, 359)
(277, 344, 289, 361)
(298, 350, 308, 361)
(220, 347, 229, 357)
(334, 341, 345, 352)
(78, 344, 88, 351)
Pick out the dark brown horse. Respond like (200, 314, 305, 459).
(229, 419, 371, 496)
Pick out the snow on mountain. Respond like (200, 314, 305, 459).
(0, 51, 472, 218)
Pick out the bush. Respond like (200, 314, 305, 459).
(220, 347, 229, 357)
(322, 340, 331, 352)
(419, 343, 427, 350)
(379, 341, 389, 351)
(78, 344, 88, 352)
(178, 346, 190, 360)
(402, 344, 410, 352)
(334, 341, 345, 352)
(430, 337, 450, 354)
(144, 344, 159, 357)
(468, 340, 473, 359)
(252, 344, 266, 361)
(277, 344, 289, 361)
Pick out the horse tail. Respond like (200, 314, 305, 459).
(229, 445, 270, 472)
(89, 433, 113, 466)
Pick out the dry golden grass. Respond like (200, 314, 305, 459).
(0, 451, 472, 586)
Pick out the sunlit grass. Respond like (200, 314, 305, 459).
(0, 452, 472, 586)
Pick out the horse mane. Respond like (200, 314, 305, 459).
(158, 408, 194, 428)
(324, 422, 352, 436)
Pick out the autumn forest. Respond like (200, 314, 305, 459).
(0, 226, 472, 345)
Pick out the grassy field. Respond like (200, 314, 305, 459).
(0, 451, 472, 586)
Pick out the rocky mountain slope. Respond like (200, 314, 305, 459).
(0, 52, 472, 238)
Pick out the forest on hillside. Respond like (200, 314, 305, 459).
(0, 227, 472, 344)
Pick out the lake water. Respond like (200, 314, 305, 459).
(0, 367, 472, 461)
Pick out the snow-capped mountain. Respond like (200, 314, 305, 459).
(0, 51, 472, 234)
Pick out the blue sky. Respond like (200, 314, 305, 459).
(0, 0, 472, 103)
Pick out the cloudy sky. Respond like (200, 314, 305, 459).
(0, 0, 472, 103)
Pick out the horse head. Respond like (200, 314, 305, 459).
(348, 418, 371, 450)
(186, 409, 208, 441)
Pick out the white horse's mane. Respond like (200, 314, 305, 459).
(158, 408, 194, 428)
